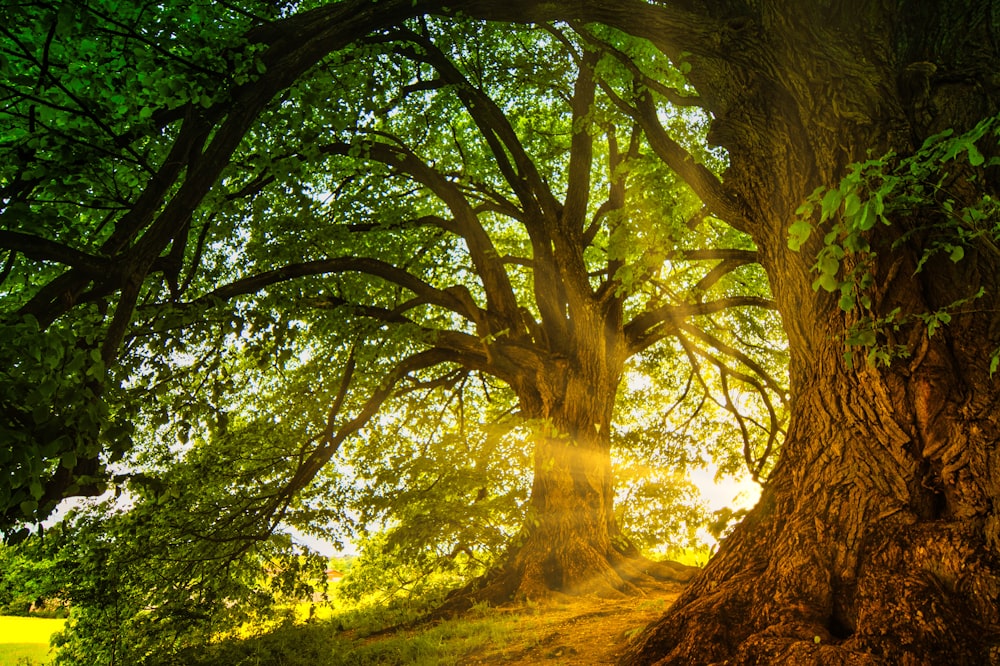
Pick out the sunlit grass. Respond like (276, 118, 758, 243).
(0, 643, 56, 665)
(181, 604, 522, 666)
(0, 616, 65, 665)
(0, 616, 65, 644)
(175, 582, 683, 666)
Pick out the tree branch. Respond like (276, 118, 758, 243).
(197, 256, 484, 324)
(629, 84, 751, 232)
(317, 139, 523, 332)
(625, 295, 775, 354)
(392, 29, 558, 216)
(676, 320, 787, 401)
(571, 23, 703, 109)
(0, 231, 107, 274)
(280, 348, 458, 498)
(442, 0, 725, 63)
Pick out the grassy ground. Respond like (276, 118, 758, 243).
(0, 616, 65, 666)
(178, 581, 685, 666)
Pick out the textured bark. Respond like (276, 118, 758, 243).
(612, 1, 1000, 663)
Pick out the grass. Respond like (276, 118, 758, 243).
(165, 582, 685, 666)
(179, 604, 522, 666)
(0, 643, 56, 666)
(0, 617, 65, 666)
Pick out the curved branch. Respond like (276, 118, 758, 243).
(675, 320, 787, 401)
(625, 295, 775, 353)
(675, 328, 782, 480)
(0, 231, 107, 274)
(197, 256, 484, 324)
(386, 28, 560, 223)
(571, 23, 703, 109)
(442, 0, 725, 63)
(279, 347, 457, 505)
(317, 139, 522, 331)
(19, 0, 446, 334)
(691, 256, 759, 295)
(671, 248, 757, 263)
(630, 85, 751, 232)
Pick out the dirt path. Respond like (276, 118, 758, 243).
(458, 582, 684, 665)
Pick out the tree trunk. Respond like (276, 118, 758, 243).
(445, 363, 697, 610)
(621, 1, 1000, 663)
(626, 313, 1000, 664)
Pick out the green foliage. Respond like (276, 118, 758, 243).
(1, 6, 787, 661)
(335, 391, 528, 604)
(0, 0, 288, 529)
(789, 114, 1000, 366)
(0, 310, 134, 526)
(0, 542, 64, 616)
(40, 500, 330, 666)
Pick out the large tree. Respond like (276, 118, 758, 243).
(5, 0, 999, 663)
(469, 1, 1000, 664)
(0, 0, 780, 617)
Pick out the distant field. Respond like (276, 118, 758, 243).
(0, 617, 64, 665)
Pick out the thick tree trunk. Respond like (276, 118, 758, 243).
(445, 365, 697, 610)
(626, 315, 1000, 664)
(623, 1, 1000, 663)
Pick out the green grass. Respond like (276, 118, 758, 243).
(0, 617, 65, 644)
(171, 606, 521, 666)
(0, 617, 65, 666)
(0, 643, 56, 665)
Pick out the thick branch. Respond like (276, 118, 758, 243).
(563, 49, 598, 234)
(572, 23, 703, 109)
(20, 0, 447, 335)
(387, 28, 560, 223)
(441, 0, 724, 63)
(0, 231, 107, 274)
(691, 257, 759, 295)
(317, 140, 522, 332)
(632, 88, 750, 232)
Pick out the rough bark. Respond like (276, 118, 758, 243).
(611, 1, 1000, 663)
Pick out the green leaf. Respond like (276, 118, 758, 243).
(843, 193, 860, 219)
(838, 291, 855, 311)
(817, 252, 840, 278)
(820, 188, 843, 221)
(949, 245, 965, 262)
(968, 144, 985, 166)
(813, 272, 840, 292)
(61, 451, 78, 470)
(846, 328, 877, 347)
(787, 219, 813, 250)
(856, 201, 875, 231)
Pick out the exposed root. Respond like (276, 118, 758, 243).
(433, 541, 700, 619)
(622, 519, 1000, 665)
